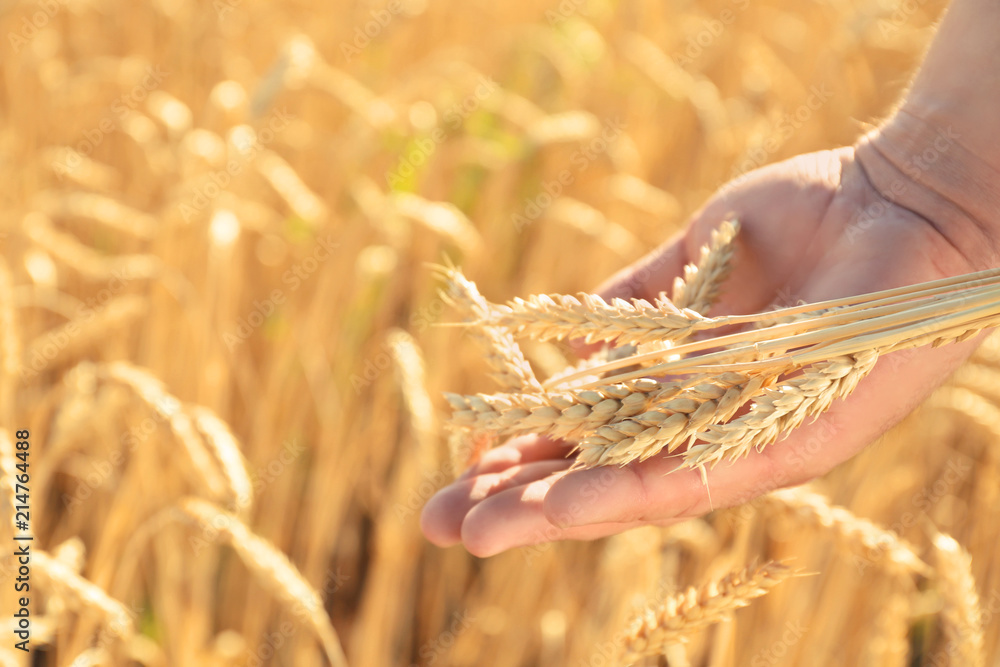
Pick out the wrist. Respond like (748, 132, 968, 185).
(854, 108, 1000, 271)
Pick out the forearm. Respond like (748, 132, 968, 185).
(855, 0, 1000, 270)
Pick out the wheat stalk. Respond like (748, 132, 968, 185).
(436, 264, 543, 392)
(173, 498, 349, 667)
(22, 296, 147, 370)
(482, 291, 709, 348)
(620, 561, 795, 663)
(445, 264, 1000, 471)
(99, 362, 237, 507)
(189, 406, 254, 515)
(34, 550, 136, 639)
(762, 487, 929, 577)
(574, 372, 767, 467)
(671, 219, 739, 315)
(682, 351, 878, 469)
(446, 376, 683, 439)
(387, 329, 438, 453)
(23, 212, 161, 281)
(930, 532, 985, 667)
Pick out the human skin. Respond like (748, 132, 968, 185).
(421, 0, 1000, 557)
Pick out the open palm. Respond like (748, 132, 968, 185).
(421, 145, 987, 557)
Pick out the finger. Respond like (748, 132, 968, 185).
(458, 474, 669, 557)
(457, 436, 572, 481)
(421, 458, 574, 547)
(542, 451, 782, 529)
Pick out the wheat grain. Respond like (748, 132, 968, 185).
(387, 329, 438, 453)
(574, 372, 767, 467)
(255, 149, 329, 226)
(620, 561, 794, 663)
(926, 386, 1000, 442)
(862, 573, 913, 667)
(32, 190, 156, 239)
(63, 648, 110, 667)
(395, 195, 483, 256)
(445, 376, 701, 441)
(931, 532, 985, 667)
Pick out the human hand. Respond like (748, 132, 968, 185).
(421, 130, 1000, 557)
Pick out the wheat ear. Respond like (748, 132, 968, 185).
(174, 498, 349, 667)
(574, 372, 766, 467)
(483, 292, 709, 347)
(189, 406, 254, 514)
(436, 265, 543, 392)
(34, 550, 136, 638)
(447, 377, 684, 438)
(99, 362, 238, 508)
(762, 487, 929, 577)
(620, 561, 794, 663)
(930, 532, 985, 667)
(671, 219, 739, 315)
(387, 329, 437, 452)
(681, 351, 878, 470)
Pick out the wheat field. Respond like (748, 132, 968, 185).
(2, 0, 1000, 665)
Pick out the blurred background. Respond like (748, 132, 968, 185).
(4, 0, 1000, 665)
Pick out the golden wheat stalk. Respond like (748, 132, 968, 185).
(448, 265, 1000, 470)
(387, 329, 437, 452)
(98, 362, 239, 507)
(189, 406, 254, 514)
(931, 532, 985, 667)
(23, 212, 161, 281)
(535, 220, 740, 390)
(681, 351, 878, 469)
(620, 561, 795, 663)
(762, 487, 929, 577)
(482, 292, 709, 348)
(671, 219, 739, 315)
(436, 264, 543, 392)
(574, 372, 766, 467)
(34, 550, 136, 639)
(173, 499, 349, 667)
(445, 376, 681, 439)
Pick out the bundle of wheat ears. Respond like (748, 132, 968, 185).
(440, 219, 1000, 475)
